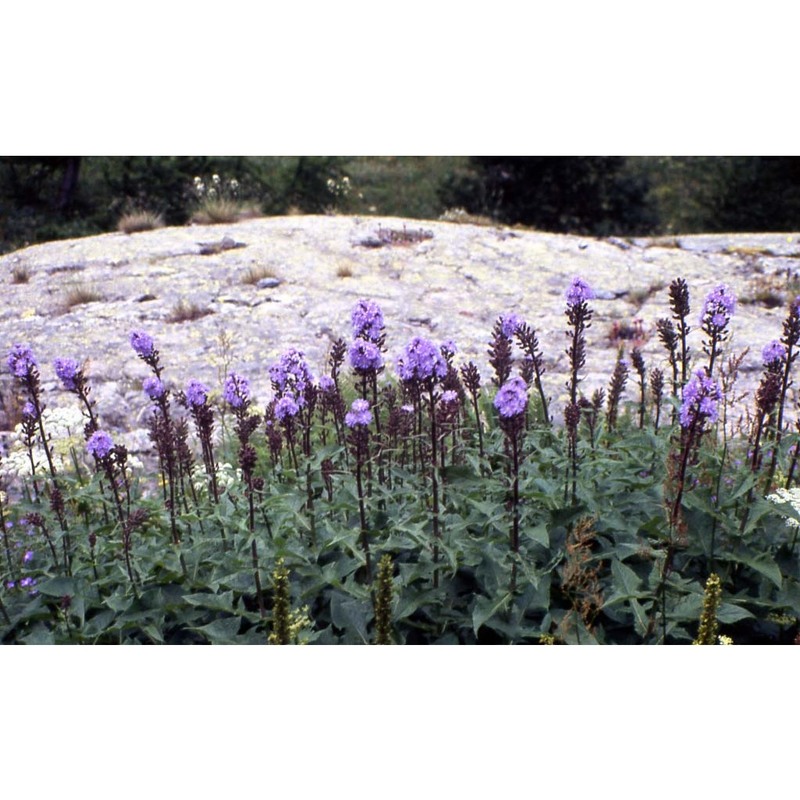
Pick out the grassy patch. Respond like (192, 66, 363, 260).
(167, 298, 214, 323)
(117, 209, 165, 234)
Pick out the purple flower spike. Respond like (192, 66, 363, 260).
(7, 344, 38, 378)
(762, 340, 786, 365)
(493, 376, 529, 418)
(223, 372, 250, 408)
(396, 337, 448, 383)
(701, 284, 736, 331)
(500, 314, 523, 339)
(345, 398, 373, 428)
(565, 277, 595, 306)
(129, 330, 155, 358)
(54, 358, 80, 391)
(351, 299, 384, 342)
(440, 390, 459, 406)
(349, 338, 384, 372)
(680, 369, 723, 428)
(22, 401, 37, 419)
(318, 375, 335, 393)
(185, 379, 209, 407)
(143, 376, 165, 400)
(87, 430, 114, 459)
(274, 395, 300, 421)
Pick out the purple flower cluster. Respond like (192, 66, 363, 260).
(345, 398, 373, 428)
(440, 390, 459, 406)
(274, 395, 300, 421)
(22, 401, 37, 419)
(143, 376, 165, 400)
(185, 379, 209, 407)
(762, 340, 786, 365)
(494, 376, 529, 418)
(565, 277, 595, 307)
(223, 372, 250, 408)
(269, 349, 314, 404)
(349, 339, 384, 372)
(7, 344, 37, 378)
(680, 369, 723, 428)
(54, 357, 80, 391)
(351, 299, 384, 342)
(500, 314, 523, 339)
(129, 330, 155, 358)
(87, 430, 114, 459)
(318, 375, 335, 393)
(396, 337, 448, 383)
(701, 284, 736, 331)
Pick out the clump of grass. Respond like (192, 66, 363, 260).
(740, 272, 800, 308)
(62, 284, 104, 311)
(439, 207, 498, 227)
(11, 265, 30, 284)
(166, 299, 214, 323)
(189, 173, 261, 225)
(117, 209, 165, 234)
(336, 264, 353, 278)
(241, 265, 277, 286)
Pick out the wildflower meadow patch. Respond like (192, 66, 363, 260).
(2, 276, 800, 644)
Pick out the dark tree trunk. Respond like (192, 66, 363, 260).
(56, 156, 82, 212)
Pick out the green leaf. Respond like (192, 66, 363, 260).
(472, 593, 511, 637)
(183, 591, 236, 613)
(193, 616, 242, 644)
(524, 522, 549, 547)
(611, 558, 643, 596)
(717, 603, 755, 624)
(330, 593, 369, 643)
(728, 552, 784, 589)
(36, 577, 79, 597)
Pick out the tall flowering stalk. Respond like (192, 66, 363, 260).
(693, 573, 722, 645)
(564, 277, 594, 408)
(766, 297, 800, 488)
(494, 376, 528, 591)
(460, 362, 484, 460)
(397, 336, 448, 588)
(7, 345, 71, 570)
(181, 380, 219, 504)
(224, 370, 266, 618)
(515, 322, 550, 427)
(346, 399, 374, 583)
(373, 553, 394, 644)
(699, 284, 736, 379)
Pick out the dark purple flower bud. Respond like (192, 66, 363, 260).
(351, 299, 384, 342)
(129, 330, 155, 358)
(440, 339, 457, 356)
(349, 338, 384, 371)
(565, 277, 595, 306)
(345, 398, 373, 428)
(762, 340, 787, 365)
(143, 376, 165, 400)
(185, 379, 209, 407)
(86, 430, 114, 459)
(53, 357, 80, 390)
(274, 395, 300, 421)
(493, 376, 529, 418)
(7, 344, 37, 378)
(223, 372, 250, 408)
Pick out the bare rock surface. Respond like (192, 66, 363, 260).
(2, 215, 800, 453)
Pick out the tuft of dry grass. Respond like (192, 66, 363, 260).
(241, 265, 277, 285)
(439, 207, 499, 227)
(191, 200, 262, 225)
(62, 284, 105, 311)
(11, 265, 30, 284)
(336, 264, 353, 278)
(167, 299, 214, 323)
(117, 209, 165, 234)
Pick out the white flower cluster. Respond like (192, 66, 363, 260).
(766, 487, 800, 529)
(191, 461, 241, 495)
(193, 174, 239, 201)
(0, 406, 86, 481)
(326, 175, 351, 199)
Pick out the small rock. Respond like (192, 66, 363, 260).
(256, 277, 282, 289)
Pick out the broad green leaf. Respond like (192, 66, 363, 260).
(183, 591, 236, 613)
(36, 577, 79, 597)
(472, 593, 511, 637)
(524, 522, 549, 547)
(330, 593, 370, 643)
(193, 616, 242, 644)
(611, 558, 643, 596)
(717, 603, 755, 624)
